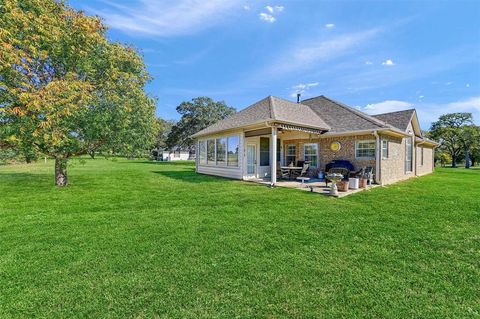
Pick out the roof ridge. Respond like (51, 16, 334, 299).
(315, 95, 391, 128)
(268, 95, 276, 119)
(372, 108, 416, 116)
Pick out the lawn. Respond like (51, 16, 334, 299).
(0, 159, 479, 318)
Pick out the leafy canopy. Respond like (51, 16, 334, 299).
(166, 97, 235, 150)
(0, 0, 156, 162)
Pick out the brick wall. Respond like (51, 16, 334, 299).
(281, 134, 376, 175)
(416, 145, 434, 176)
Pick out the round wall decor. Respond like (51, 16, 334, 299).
(330, 141, 341, 152)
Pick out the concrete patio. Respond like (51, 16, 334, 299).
(250, 178, 380, 198)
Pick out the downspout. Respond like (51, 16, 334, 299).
(373, 131, 381, 184)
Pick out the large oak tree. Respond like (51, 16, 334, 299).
(429, 113, 474, 168)
(0, 0, 156, 185)
(166, 97, 235, 152)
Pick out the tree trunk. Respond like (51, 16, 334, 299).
(89, 151, 95, 159)
(55, 158, 68, 186)
(451, 154, 457, 168)
(465, 147, 470, 169)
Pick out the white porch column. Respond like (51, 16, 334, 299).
(271, 126, 277, 186)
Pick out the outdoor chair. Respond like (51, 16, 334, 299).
(353, 166, 374, 184)
(277, 162, 290, 179)
(292, 163, 309, 179)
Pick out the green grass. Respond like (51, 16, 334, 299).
(1, 159, 479, 318)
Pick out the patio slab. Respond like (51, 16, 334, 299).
(250, 178, 379, 197)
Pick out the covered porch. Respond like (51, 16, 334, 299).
(242, 123, 324, 185)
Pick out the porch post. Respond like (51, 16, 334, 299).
(271, 126, 277, 186)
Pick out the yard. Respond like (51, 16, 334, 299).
(0, 159, 479, 318)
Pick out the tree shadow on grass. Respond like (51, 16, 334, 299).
(118, 160, 194, 166)
(152, 170, 237, 184)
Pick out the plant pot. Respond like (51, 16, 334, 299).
(359, 178, 368, 188)
(336, 180, 349, 192)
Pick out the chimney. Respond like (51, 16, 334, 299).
(296, 93, 301, 103)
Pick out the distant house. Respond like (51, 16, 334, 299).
(191, 95, 438, 185)
(152, 148, 191, 161)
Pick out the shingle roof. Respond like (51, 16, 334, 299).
(301, 95, 396, 133)
(372, 109, 415, 132)
(192, 96, 330, 137)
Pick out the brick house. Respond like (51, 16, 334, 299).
(192, 95, 438, 185)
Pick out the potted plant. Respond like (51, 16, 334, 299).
(337, 179, 349, 192)
(359, 173, 368, 188)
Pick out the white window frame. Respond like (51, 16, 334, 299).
(199, 135, 240, 167)
(381, 139, 389, 159)
(355, 140, 376, 159)
(227, 135, 240, 167)
(303, 143, 319, 167)
(285, 144, 296, 166)
(198, 140, 207, 165)
(405, 136, 413, 173)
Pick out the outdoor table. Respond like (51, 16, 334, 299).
(281, 166, 303, 180)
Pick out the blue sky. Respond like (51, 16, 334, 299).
(70, 0, 480, 129)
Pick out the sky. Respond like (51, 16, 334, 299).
(70, 0, 480, 129)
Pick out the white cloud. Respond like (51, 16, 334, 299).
(243, 5, 250, 10)
(290, 82, 319, 97)
(365, 61, 373, 65)
(88, 0, 242, 37)
(363, 100, 414, 114)
(361, 97, 480, 127)
(419, 95, 424, 99)
(325, 23, 335, 28)
(264, 28, 382, 76)
(382, 59, 395, 66)
(265, 5, 284, 13)
(259, 12, 276, 23)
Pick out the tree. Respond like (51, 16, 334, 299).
(0, 0, 156, 185)
(459, 125, 480, 168)
(166, 97, 235, 152)
(429, 113, 473, 168)
(154, 118, 176, 150)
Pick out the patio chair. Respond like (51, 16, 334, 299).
(325, 167, 349, 187)
(277, 162, 290, 179)
(292, 163, 309, 179)
(353, 166, 374, 184)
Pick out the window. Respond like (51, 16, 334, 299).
(198, 141, 206, 165)
(207, 139, 215, 163)
(174, 150, 180, 157)
(420, 146, 424, 166)
(260, 137, 270, 166)
(216, 138, 226, 165)
(356, 140, 376, 159)
(285, 144, 296, 166)
(277, 139, 281, 162)
(304, 143, 318, 167)
(405, 137, 413, 172)
(381, 140, 389, 159)
(227, 135, 239, 167)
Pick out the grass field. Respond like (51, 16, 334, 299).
(0, 159, 479, 318)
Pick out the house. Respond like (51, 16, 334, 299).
(152, 148, 191, 161)
(191, 95, 438, 185)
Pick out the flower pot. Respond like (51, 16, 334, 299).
(336, 180, 349, 192)
(359, 178, 368, 188)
